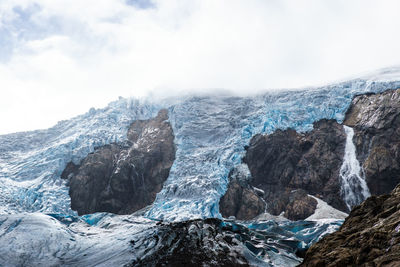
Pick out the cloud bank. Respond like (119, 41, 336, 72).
(1, 0, 400, 133)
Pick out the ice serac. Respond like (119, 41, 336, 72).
(344, 88, 400, 196)
(62, 109, 175, 215)
(148, 79, 400, 221)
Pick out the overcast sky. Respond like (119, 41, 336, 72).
(1, 0, 400, 134)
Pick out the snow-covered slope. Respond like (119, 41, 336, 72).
(306, 196, 348, 221)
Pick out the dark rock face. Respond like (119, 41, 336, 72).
(221, 88, 400, 221)
(224, 119, 346, 220)
(62, 109, 175, 215)
(300, 184, 400, 267)
(344, 88, 400, 196)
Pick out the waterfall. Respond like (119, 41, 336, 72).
(340, 126, 370, 211)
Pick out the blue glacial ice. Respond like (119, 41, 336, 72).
(0, 68, 400, 266)
(0, 212, 343, 266)
(0, 98, 160, 214)
(1, 71, 400, 220)
(146, 78, 400, 221)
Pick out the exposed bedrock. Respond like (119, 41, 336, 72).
(247, 119, 346, 217)
(300, 184, 400, 267)
(220, 88, 400, 221)
(221, 119, 346, 220)
(61, 109, 176, 215)
(344, 88, 400, 196)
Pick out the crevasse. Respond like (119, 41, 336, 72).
(339, 126, 370, 211)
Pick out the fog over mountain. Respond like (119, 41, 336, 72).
(1, 0, 400, 133)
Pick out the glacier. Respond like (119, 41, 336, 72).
(1, 67, 400, 266)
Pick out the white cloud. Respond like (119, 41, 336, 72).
(1, 0, 400, 133)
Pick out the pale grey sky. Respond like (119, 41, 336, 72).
(1, 0, 400, 134)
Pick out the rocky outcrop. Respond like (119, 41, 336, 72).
(221, 88, 400, 221)
(62, 109, 175, 215)
(344, 88, 400, 196)
(245, 119, 347, 216)
(221, 119, 346, 220)
(300, 184, 400, 266)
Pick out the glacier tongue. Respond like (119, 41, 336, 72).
(0, 78, 400, 220)
(1, 74, 400, 266)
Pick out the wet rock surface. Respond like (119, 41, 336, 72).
(62, 109, 175, 215)
(300, 184, 400, 267)
(344, 88, 400, 196)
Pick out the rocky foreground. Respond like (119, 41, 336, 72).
(129, 218, 342, 267)
(300, 184, 400, 266)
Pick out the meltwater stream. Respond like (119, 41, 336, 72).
(339, 126, 370, 211)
